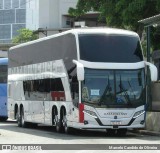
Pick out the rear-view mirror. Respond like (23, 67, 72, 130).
(145, 61, 158, 82)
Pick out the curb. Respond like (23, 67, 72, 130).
(138, 130, 160, 136)
(128, 129, 160, 136)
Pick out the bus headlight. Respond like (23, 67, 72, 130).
(83, 110, 98, 118)
(133, 110, 145, 119)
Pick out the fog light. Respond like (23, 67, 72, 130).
(140, 120, 144, 124)
(84, 120, 88, 125)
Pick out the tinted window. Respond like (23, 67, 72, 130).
(20, 0, 26, 8)
(79, 34, 143, 63)
(4, 0, 11, 9)
(70, 74, 79, 107)
(12, 0, 19, 9)
(0, 0, 3, 9)
(50, 78, 65, 101)
(12, 24, 26, 37)
(0, 10, 15, 24)
(23, 78, 65, 101)
(0, 65, 7, 83)
(16, 9, 26, 23)
(0, 25, 11, 39)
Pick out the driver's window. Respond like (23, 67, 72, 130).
(71, 75, 79, 108)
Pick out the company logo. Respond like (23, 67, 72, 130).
(2, 145, 11, 150)
(104, 112, 127, 116)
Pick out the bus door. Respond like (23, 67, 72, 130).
(70, 76, 79, 123)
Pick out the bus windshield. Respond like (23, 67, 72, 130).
(79, 34, 143, 63)
(81, 68, 146, 108)
(0, 65, 7, 83)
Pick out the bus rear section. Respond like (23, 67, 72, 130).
(0, 58, 8, 121)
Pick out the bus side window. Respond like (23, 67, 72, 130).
(71, 75, 79, 108)
(50, 78, 66, 101)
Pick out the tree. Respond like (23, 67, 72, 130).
(12, 28, 38, 43)
(69, 0, 160, 37)
(69, 0, 160, 56)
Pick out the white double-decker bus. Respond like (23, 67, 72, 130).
(8, 28, 157, 135)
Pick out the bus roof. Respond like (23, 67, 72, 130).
(0, 58, 8, 65)
(9, 27, 138, 51)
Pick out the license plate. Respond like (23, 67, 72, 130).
(110, 121, 122, 125)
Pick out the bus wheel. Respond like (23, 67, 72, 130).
(56, 118, 63, 133)
(17, 112, 22, 127)
(15, 111, 18, 121)
(62, 113, 70, 134)
(52, 107, 57, 126)
(55, 112, 63, 133)
(117, 129, 127, 136)
(21, 107, 28, 128)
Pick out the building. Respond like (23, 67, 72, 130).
(139, 14, 160, 78)
(0, 0, 103, 55)
(0, 0, 26, 43)
(26, 0, 77, 37)
(139, 14, 160, 132)
(26, 0, 103, 38)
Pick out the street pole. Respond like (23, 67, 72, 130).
(146, 26, 151, 62)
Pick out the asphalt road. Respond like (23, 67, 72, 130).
(0, 120, 160, 153)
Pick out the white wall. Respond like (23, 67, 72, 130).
(60, 0, 77, 15)
(26, 0, 78, 30)
(48, 0, 60, 28)
(26, 0, 39, 30)
(39, 31, 59, 38)
(60, 0, 78, 28)
(39, 0, 50, 28)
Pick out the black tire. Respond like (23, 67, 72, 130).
(17, 111, 22, 127)
(63, 114, 71, 134)
(61, 109, 73, 134)
(19, 107, 28, 128)
(15, 106, 18, 121)
(52, 108, 62, 132)
(15, 111, 18, 121)
(117, 129, 127, 136)
(52, 108, 57, 126)
(0, 117, 8, 122)
(56, 119, 63, 132)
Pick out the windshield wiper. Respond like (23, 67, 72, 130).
(128, 79, 136, 100)
(119, 75, 132, 106)
(98, 76, 112, 106)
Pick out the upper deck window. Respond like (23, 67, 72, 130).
(78, 34, 143, 63)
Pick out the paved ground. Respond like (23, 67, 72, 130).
(0, 120, 160, 153)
